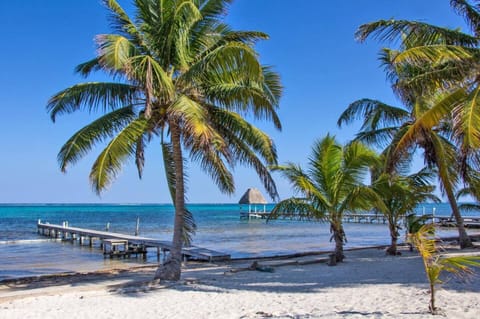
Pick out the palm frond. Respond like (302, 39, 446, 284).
(396, 89, 466, 151)
(268, 198, 324, 221)
(197, 0, 233, 19)
(75, 58, 102, 78)
(182, 208, 197, 246)
(338, 99, 409, 129)
(58, 106, 137, 172)
(170, 95, 220, 149)
(191, 146, 235, 194)
(354, 127, 399, 148)
(47, 82, 140, 122)
(356, 19, 478, 47)
(208, 108, 279, 199)
(458, 202, 480, 212)
(90, 118, 148, 194)
(450, 0, 480, 36)
(96, 34, 137, 72)
(103, 0, 143, 45)
(272, 163, 322, 201)
(393, 45, 477, 68)
(135, 134, 146, 178)
(209, 107, 278, 164)
(453, 85, 480, 149)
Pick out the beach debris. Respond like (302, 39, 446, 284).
(255, 311, 273, 317)
(226, 261, 275, 274)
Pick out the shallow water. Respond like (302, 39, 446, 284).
(0, 203, 473, 280)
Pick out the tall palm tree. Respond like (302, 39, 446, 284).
(268, 135, 382, 262)
(372, 167, 440, 255)
(47, 0, 282, 281)
(352, 0, 480, 248)
(339, 93, 473, 248)
(339, 26, 474, 247)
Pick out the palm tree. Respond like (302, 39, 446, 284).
(352, 1, 480, 247)
(47, 0, 282, 281)
(408, 223, 480, 314)
(372, 167, 440, 255)
(338, 29, 474, 248)
(339, 96, 474, 248)
(268, 135, 382, 262)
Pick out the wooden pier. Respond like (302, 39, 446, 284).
(37, 221, 230, 262)
(434, 216, 480, 228)
(241, 212, 480, 227)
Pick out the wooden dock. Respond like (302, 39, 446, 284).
(37, 221, 230, 262)
(434, 216, 480, 228)
(242, 212, 480, 227)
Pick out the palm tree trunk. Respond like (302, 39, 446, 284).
(444, 183, 472, 249)
(331, 222, 345, 262)
(386, 222, 399, 255)
(429, 282, 437, 314)
(155, 123, 185, 281)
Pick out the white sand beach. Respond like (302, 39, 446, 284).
(1, 246, 479, 319)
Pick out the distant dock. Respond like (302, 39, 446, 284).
(37, 221, 230, 262)
(241, 212, 480, 227)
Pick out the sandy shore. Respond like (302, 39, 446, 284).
(1, 246, 479, 319)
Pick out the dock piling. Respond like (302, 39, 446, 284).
(135, 217, 140, 236)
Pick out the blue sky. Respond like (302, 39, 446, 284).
(0, 1, 468, 203)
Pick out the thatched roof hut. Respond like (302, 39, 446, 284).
(238, 188, 267, 204)
(238, 188, 267, 214)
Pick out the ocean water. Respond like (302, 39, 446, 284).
(0, 203, 477, 280)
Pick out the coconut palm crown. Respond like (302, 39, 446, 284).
(47, 0, 282, 280)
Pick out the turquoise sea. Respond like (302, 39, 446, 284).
(0, 203, 478, 280)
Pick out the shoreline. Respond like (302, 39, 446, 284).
(1, 244, 479, 319)
(2, 234, 479, 285)
(2, 232, 480, 285)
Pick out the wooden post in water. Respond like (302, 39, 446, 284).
(135, 217, 140, 236)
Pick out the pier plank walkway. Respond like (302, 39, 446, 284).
(37, 221, 230, 262)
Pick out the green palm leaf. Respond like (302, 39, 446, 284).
(47, 82, 140, 122)
(356, 19, 478, 47)
(90, 118, 148, 194)
(454, 85, 480, 149)
(58, 106, 137, 172)
(450, 0, 480, 36)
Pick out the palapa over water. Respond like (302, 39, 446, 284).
(238, 188, 267, 205)
(239, 188, 268, 216)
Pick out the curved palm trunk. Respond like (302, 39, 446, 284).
(444, 185, 472, 248)
(155, 123, 185, 281)
(331, 222, 345, 262)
